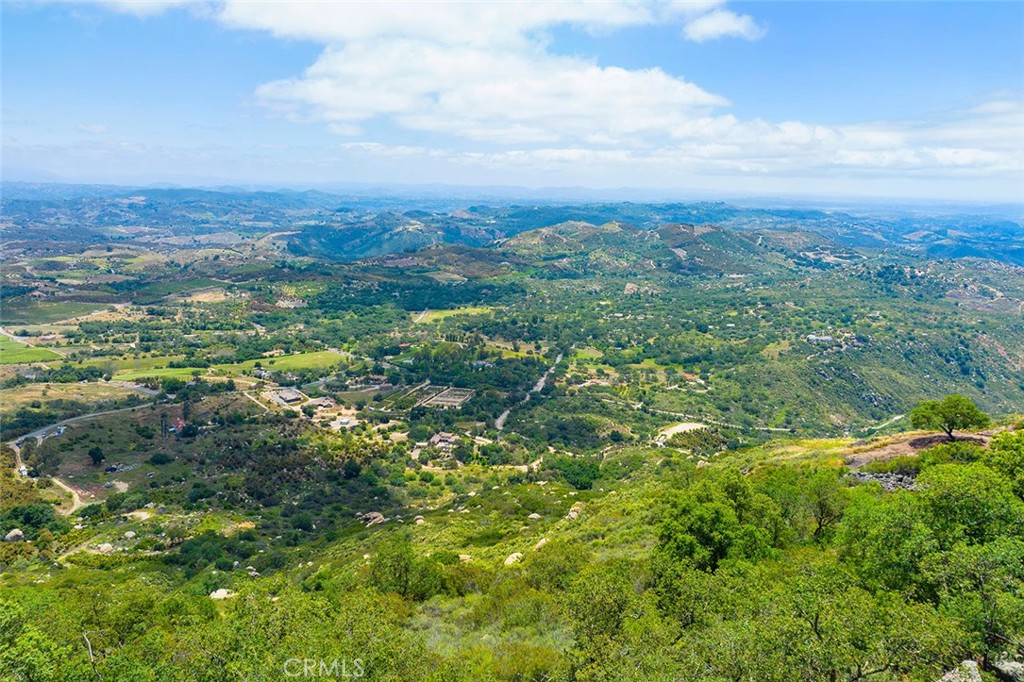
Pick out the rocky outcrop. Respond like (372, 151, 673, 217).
(938, 661, 981, 682)
(993, 660, 1024, 682)
(359, 511, 386, 527)
(846, 471, 915, 491)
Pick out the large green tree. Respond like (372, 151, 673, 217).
(910, 395, 990, 441)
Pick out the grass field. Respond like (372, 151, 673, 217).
(113, 367, 202, 381)
(413, 306, 494, 323)
(0, 337, 62, 364)
(217, 351, 346, 373)
(0, 382, 136, 413)
(134, 278, 224, 299)
(2, 302, 110, 325)
(111, 351, 345, 381)
(47, 354, 186, 372)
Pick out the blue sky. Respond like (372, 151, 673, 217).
(3, 1, 1022, 201)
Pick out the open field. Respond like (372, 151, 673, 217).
(112, 367, 202, 381)
(0, 337, 62, 364)
(215, 350, 346, 373)
(413, 306, 495, 323)
(133, 278, 225, 299)
(2, 301, 110, 325)
(109, 350, 346, 381)
(0, 382, 137, 413)
(47, 354, 187, 372)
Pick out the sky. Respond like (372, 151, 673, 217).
(2, 1, 1023, 202)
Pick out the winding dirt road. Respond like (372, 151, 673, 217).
(6, 404, 150, 515)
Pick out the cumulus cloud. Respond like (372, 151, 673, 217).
(256, 41, 727, 144)
(218, 1, 663, 46)
(219, 2, 744, 146)
(682, 9, 766, 42)
(88, 1, 1020, 191)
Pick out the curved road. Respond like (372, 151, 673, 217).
(7, 404, 151, 516)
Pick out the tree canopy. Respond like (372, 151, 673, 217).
(910, 394, 990, 440)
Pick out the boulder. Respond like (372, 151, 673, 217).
(527, 513, 542, 520)
(209, 589, 236, 600)
(97, 543, 114, 554)
(534, 538, 549, 551)
(4, 529, 25, 543)
(124, 531, 136, 539)
(992, 660, 1024, 682)
(414, 516, 425, 525)
(503, 552, 524, 566)
(459, 554, 472, 564)
(938, 661, 982, 682)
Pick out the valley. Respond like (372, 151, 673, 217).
(1, 186, 1023, 681)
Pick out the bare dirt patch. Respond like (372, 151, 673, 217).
(844, 432, 990, 468)
(185, 288, 230, 303)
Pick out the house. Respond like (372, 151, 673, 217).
(308, 397, 336, 410)
(171, 418, 187, 432)
(429, 432, 458, 450)
(277, 388, 304, 404)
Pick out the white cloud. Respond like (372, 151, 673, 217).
(77, 123, 109, 134)
(682, 8, 765, 42)
(336, 97, 1023, 179)
(83, 1, 1021, 195)
(256, 41, 726, 145)
(217, 2, 741, 147)
(218, 1, 661, 46)
(94, 1, 197, 17)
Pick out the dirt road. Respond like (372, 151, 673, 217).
(6, 404, 149, 516)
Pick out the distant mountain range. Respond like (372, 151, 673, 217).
(3, 183, 1022, 266)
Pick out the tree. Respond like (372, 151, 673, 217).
(910, 395, 990, 441)
(803, 469, 849, 540)
(369, 533, 414, 597)
(88, 446, 105, 465)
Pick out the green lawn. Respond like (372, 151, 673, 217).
(0, 337, 62, 364)
(111, 351, 345, 381)
(217, 351, 346, 373)
(134, 278, 224, 298)
(2, 301, 109, 324)
(413, 306, 495, 323)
